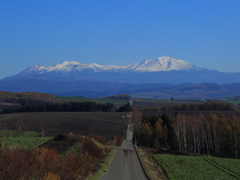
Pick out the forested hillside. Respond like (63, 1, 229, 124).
(0, 91, 55, 106)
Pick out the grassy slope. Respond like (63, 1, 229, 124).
(136, 148, 167, 180)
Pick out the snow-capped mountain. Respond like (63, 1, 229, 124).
(125, 56, 200, 71)
(2, 56, 240, 98)
(4, 55, 240, 85)
(19, 56, 201, 75)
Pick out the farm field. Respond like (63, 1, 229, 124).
(218, 97, 240, 106)
(153, 154, 240, 180)
(1, 137, 52, 149)
(0, 112, 126, 140)
(0, 130, 52, 149)
(0, 130, 40, 137)
(133, 97, 202, 102)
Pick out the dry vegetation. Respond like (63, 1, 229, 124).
(136, 147, 167, 180)
(0, 133, 123, 180)
(0, 110, 126, 179)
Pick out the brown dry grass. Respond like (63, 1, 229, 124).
(136, 147, 167, 180)
(0, 133, 112, 179)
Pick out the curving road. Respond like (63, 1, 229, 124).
(100, 125, 148, 180)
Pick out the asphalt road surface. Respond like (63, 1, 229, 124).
(99, 125, 148, 180)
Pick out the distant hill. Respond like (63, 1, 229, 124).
(1, 56, 240, 99)
(5, 56, 240, 84)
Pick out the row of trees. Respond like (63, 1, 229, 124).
(132, 110, 240, 158)
(116, 103, 132, 112)
(0, 91, 55, 106)
(102, 94, 132, 100)
(1, 101, 114, 113)
(1, 101, 132, 114)
(138, 102, 235, 111)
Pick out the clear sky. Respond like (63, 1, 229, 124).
(0, 0, 240, 79)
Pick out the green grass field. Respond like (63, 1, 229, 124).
(0, 130, 40, 137)
(218, 97, 240, 106)
(0, 137, 52, 149)
(132, 98, 172, 102)
(153, 154, 240, 180)
(0, 130, 52, 150)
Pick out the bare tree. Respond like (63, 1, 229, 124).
(39, 117, 45, 137)
(14, 115, 27, 136)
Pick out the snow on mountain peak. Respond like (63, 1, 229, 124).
(132, 56, 197, 72)
(62, 61, 81, 65)
(21, 56, 199, 75)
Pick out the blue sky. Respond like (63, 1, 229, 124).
(0, 0, 240, 79)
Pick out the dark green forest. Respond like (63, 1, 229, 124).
(1, 101, 132, 114)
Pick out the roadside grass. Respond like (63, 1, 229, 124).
(90, 146, 116, 180)
(136, 148, 167, 180)
(91, 138, 105, 149)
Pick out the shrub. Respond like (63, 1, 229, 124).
(90, 134, 106, 145)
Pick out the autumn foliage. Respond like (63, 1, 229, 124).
(90, 134, 106, 145)
(134, 111, 240, 158)
(0, 134, 113, 180)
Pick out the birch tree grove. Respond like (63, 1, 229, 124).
(134, 112, 240, 158)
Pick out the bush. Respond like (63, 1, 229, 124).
(90, 134, 106, 145)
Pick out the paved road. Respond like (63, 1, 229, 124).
(100, 125, 148, 180)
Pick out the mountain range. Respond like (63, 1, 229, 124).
(1, 56, 240, 99)
(13, 56, 200, 75)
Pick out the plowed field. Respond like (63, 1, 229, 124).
(0, 112, 125, 140)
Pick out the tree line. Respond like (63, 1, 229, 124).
(102, 94, 132, 100)
(1, 101, 133, 114)
(0, 91, 55, 110)
(138, 101, 235, 111)
(132, 110, 240, 158)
